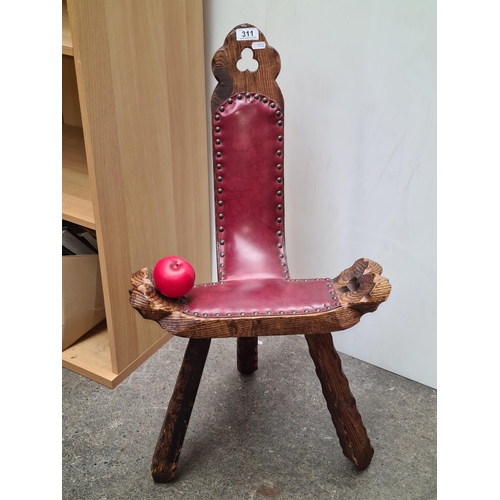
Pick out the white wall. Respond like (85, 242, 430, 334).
(203, 0, 436, 388)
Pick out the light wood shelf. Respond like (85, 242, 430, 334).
(62, 1, 73, 56)
(62, 124, 95, 228)
(62, 321, 172, 388)
(61, 0, 211, 387)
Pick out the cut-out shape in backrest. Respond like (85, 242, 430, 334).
(211, 24, 283, 114)
(236, 48, 259, 72)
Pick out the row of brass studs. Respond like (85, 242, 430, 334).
(273, 110, 288, 279)
(214, 105, 226, 281)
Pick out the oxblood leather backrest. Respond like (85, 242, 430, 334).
(211, 25, 289, 282)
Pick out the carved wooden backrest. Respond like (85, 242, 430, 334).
(211, 24, 290, 282)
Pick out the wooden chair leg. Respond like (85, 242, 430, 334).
(237, 337, 258, 375)
(151, 338, 211, 483)
(305, 333, 374, 470)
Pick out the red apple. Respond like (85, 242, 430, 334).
(153, 256, 196, 298)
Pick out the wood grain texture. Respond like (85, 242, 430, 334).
(151, 338, 211, 483)
(129, 259, 391, 340)
(62, 0, 73, 55)
(211, 23, 283, 113)
(66, 0, 211, 374)
(62, 55, 82, 127)
(237, 337, 258, 375)
(305, 332, 374, 470)
(62, 124, 95, 228)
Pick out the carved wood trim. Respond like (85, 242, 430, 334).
(129, 259, 391, 340)
(211, 23, 283, 113)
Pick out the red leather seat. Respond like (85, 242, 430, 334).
(183, 277, 340, 318)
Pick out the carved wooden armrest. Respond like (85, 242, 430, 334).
(333, 258, 391, 314)
(129, 268, 181, 322)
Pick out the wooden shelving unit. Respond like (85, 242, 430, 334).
(61, 0, 211, 388)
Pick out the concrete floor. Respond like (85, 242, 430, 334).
(62, 334, 436, 499)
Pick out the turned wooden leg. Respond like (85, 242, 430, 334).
(237, 337, 258, 375)
(305, 333, 374, 470)
(151, 338, 211, 483)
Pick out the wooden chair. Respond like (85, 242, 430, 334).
(130, 24, 391, 483)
